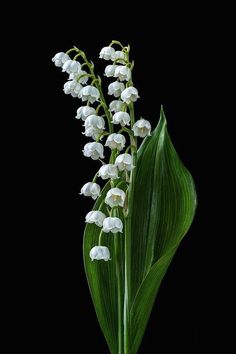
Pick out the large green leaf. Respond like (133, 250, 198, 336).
(83, 182, 125, 354)
(129, 107, 197, 353)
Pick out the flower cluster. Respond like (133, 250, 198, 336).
(52, 41, 151, 261)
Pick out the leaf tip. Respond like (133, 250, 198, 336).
(159, 105, 167, 130)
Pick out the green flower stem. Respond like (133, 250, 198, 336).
(98, 229, 103, 246)
(92, 173, 98, 183)
(124, 102, 137, 354)
(79, 52, 113, 133)
(118, 127, 133, 138)
(66, 48, 78, 55)
(113, 208, 124, 354)
(109, 40, 124, 48)
(96, 131, 109, 143)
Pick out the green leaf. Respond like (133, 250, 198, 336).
(129, 107, 197, 353)
(83, 182, 124, 354)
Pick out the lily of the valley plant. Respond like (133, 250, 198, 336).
(52, 40, 197, 354)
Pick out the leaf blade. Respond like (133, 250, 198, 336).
(130, 108, 197, 352)
(83, 182, 122, 354)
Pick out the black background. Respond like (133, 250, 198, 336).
(2, 4, 235, 353)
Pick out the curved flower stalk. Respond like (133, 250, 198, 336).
(52, 41, 197, 354)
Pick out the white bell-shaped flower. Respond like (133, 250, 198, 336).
(71, 82, 83, 97)
(108, 82, 125, 98)
(98, 164, 119, 180)
(79, 85, 100, 103)
(85, 210, 106, 227)
(99, 46, 115, 60)
(80, 182, 101, 200)
(83, 142, 105, 160)
(121, 87, 139, 104)
(115, 153, 133, 171)
(105, 188, 126, 208)
(102, 217, 123, 233)
(105, 133, 126, 151)
(112, 112, 130, 126)
(63, 80, 76, 94)
(109, 100, 126, 113)
(90, 246, 111, 261)
(132, 118, 152, 138)
(63, 80, 82, 97)
(69, 70, 89, 84)
(52, 52, 70, 67)
(112, 51, 126, 63)
(75, 106, 96, 120)
(104, 65, 118, 77)
(83, 115, 106, 140)
(62, 60, 81, 74)
(114, 66, 131, 81)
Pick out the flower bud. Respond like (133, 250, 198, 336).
(104, 65, 118, 77)
(115, 153, 133, 171)
(105, 133, 126, 151)
(79, 85, 100, 103)
(112, 112, 130, 126)
(80, 182, 101, 200)
(102, 217, 123, 233)
(112, 51, 126, 63)
(105, 188, 126, 207)
(98, 164, 119, 180)
(99, 46, 115, 60)
(75, 106, 96, 120)
(109, 100, 126, 113)
(62, 60, 81, 74)
(83, 142, 105, 160)
(52, 52, 70, 67)
(108, 82, 125, 98)
(114, 66, 131, 81)
(85, 211, 106, 227)
(69, 70, 89, 84)
(83, 115, 105, 140)
(90, 246, 111, 261)
(121, 87, 139, 104)
(132, 118, 151, 138)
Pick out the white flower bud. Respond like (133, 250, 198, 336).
(109, 100, 126, 113)
(69, 70, 89, 84)
(80, 182, 101, 200)
(102, 217, 123, 233)
(105, 133, 126, 151)
(90, 246, 111, 261)
(132, 118, 152, 138)
(84, 115, 105, 130)
(112, 112, 130, 126)
(62, 60, 81, 74)
(112, 51, 126, 63)
(121, 87, 139, 104)
(115, 153, 133, 171)
(114, 66, 131, 81)
(104, 65, 118, 77)
(98, 164, 119, 180)
(79, 85, 100, 103)
(83, 142, 105, 160)
(99, 46, 116, 60)
(52, 52, 70, 67)
(75, 106, 96, 120)
(105, 188, 126, 208)
(63, 80, 76, 94)
(85, 211, 106, 227)
(108, 82, 125, 98)
(83, 115, 105, 140)
(63, 80, 82, 97)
